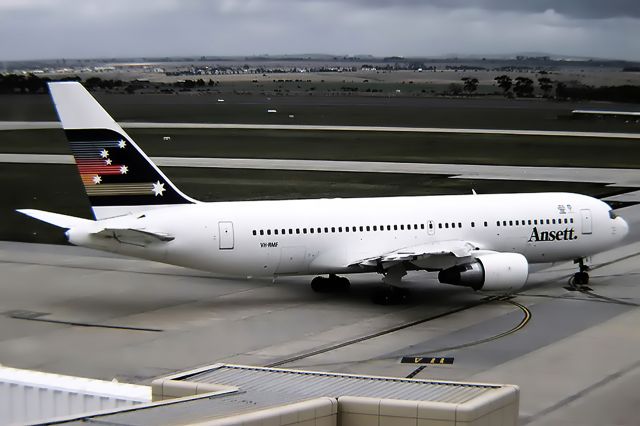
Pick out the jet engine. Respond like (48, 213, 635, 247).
(438, 253, 528, 292)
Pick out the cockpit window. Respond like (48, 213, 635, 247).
(609, 210, 618, 219)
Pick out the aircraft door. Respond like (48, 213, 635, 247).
(218, 221, 234, 249)
(580, 209, 592, 235)
(427, 220, 435, 236)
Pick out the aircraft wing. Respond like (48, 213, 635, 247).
(350, 240, 482, 270)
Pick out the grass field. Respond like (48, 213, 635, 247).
(3, 127, 640, 169)
(1, 93, 638, 132)
(2, 92, 638, 244)
(3, 163, 628, 244)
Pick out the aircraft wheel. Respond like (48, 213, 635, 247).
(311, 276, 329, 292)
(574, 271, 589, 286)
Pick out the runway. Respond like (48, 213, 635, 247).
(4, 153, 640, 202)
(1, 204, 639, 425)
(2, 120, 640, 139)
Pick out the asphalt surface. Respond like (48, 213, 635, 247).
(2, 120, 640, 139)
(0, 204, 639, 424)
(4, 154, 640, 203)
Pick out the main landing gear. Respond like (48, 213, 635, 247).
(372, 264, 411, 305)
(570, 258, 590, 289)
(310, 274, 351, 293)
(372, 286, 411, 305)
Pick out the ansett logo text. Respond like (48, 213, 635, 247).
(528, 227, 577, 242)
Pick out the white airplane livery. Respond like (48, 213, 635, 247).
(19, 82, 629, 303)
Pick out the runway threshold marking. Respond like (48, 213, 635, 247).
(6, 311, 163, 332)
(265, 295, 507, 368)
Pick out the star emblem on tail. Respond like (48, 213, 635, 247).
(152, 181, 165, 196)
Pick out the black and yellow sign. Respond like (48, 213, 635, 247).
(401, 356, 454, 365)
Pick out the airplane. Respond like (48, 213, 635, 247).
(18, 82, 630, 304)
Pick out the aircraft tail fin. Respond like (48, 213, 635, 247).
(48, 82, 196, 220)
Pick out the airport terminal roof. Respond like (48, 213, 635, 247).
(182, 364, 500, 403)
(53, 364, 513, 425)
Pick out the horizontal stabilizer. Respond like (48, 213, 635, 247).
(17, 209, 93, 229)
(91, 228, 174, 246)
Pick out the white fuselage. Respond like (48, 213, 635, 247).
(68, 192, 628, 278)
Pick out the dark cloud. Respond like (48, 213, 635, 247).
(340, 0, 640, 19)
(0, 0, 638, 61)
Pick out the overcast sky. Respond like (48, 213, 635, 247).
(1, 0, 639, 61)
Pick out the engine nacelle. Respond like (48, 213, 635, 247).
(438, 253, 528, 292)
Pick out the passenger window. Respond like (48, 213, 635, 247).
(289, 229, 293, 234)
(317, 227, 322, 233)
(420, 224, 425, 230)
(533, 220, 538, 225)
(394, 225, 398, 230)
(303, 228, 307, 234)
(528, 220, 532, 225)
(296, 228, 300, 234)
(373, 226, 377, 231)
(445, 223, 449, 229)
(546, 219, 550, 225)
(310, 228, 314, 233)
(359, 226, 364, 232)
(451, 223, 455, 228)
(274, 229, 279, 235)
(496, 221, 501, 226)
(429, 223, 434, 229)
(509, 221, 513, 226)
(331, 227, 336, 232)
(338, 227, 342, 232)
(252, 230, 257, 236)
(345, 227, 349, 233)
(484, 221, 488, 227)
(400, 225, 405, 230)
(366, 226, 370, 231)
(515, 220, 519, 226)
(471, 222, 475, 228)
(503, 221, 507, 226)
(260, 230, 264, 235)
(325, 227, 329, 233)
(564, 218, 568, 224)
(439, 223, 442, 229)
(352, 226, 357, 232)
(458, 222, 462, 228)
(552, 219, 556, 224)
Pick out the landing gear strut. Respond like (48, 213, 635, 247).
(310, 274, 351, 293)
(372, 286, 411, 305)
(372, 264, 411, 305)
(571, 258, 590, 288)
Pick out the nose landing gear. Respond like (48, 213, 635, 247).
(570, 258, 591, 289)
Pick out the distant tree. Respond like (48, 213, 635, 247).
(494, 75, 512, 95)
(196, 78, 205, 87)
(447, 83, 463, 96)
(538, 77, 553, 97)
(555, 82, 568, 100)
(461, 77, 479, 94)
(513, 77, 534, 97)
